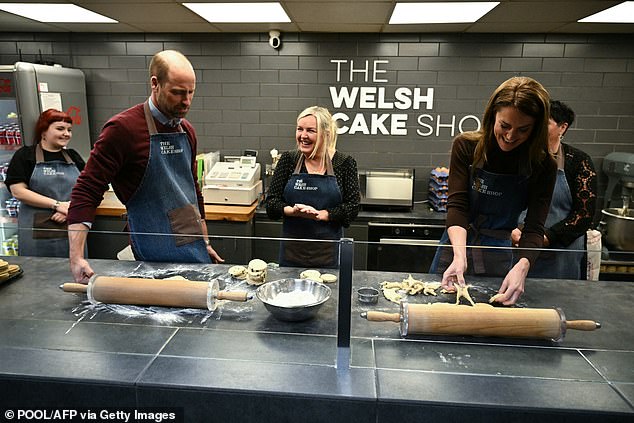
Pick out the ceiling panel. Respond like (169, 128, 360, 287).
(0, 0, 630, 33)
(286, 2, 394, 25)
(479, 1, 623, 23)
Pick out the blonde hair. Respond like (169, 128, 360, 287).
(465, 76, 551, 167)
(297, 106, 338, 167)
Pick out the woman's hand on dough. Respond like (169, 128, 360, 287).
(441, 257, 467, 292)
(491, 258, 529, 305)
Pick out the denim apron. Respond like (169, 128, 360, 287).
(280, 153, 343, 268)
(430, 159, 530, 276)
(18, 144, 80, 257)
(526, 150, 584, 279)
(125, 102, 210, 263)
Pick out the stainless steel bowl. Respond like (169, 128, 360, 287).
(256, 278, 331, 322)
(601, 208, 634, 251)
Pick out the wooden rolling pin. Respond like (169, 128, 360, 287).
(61, 275, 251, 311)
(361, 302, 600, 341)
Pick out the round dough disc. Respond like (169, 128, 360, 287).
(300, 269, 321, 281)
(228, 265, 247, 279)
(320, 273, 338, 283)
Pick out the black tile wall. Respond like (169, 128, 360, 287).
(0, 32, 632, 204)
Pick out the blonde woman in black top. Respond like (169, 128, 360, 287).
(266, 106, 360, 267)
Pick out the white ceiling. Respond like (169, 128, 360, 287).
(0, 0, 632, 33)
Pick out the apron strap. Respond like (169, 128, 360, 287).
(143, 101, 159, 136)
(35, 143, 74, 164)
(293, 151, 336, 175)
(143, 101, 185, 135)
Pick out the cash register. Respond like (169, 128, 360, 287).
(202, 156, 262, 205)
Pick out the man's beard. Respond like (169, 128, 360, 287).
(157, 93, 188, 119)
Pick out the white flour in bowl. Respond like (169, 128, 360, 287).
(268, 291, 319, 307)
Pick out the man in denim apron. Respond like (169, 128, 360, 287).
(68, 51, 222, 283)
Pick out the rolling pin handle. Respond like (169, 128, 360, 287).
(363, 310, 401, 323)
(216, 290, 251, 302)
(61, 283, 88, 293)
(566, 320, 601, 331)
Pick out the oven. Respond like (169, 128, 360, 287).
(367, 222, 446, 273)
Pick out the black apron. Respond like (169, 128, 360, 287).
(280, 153, 343, 268)
(430, 159, 530, 276)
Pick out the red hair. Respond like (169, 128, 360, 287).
(34, 109, 72, 144)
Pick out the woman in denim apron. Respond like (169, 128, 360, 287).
(266, 106, 360, 268)
(7, 109, 84, 257)
(429, 77, 557, 306)
(513, 101, 597, 279)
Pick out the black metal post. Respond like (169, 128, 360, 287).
(336, 238, 353, 369)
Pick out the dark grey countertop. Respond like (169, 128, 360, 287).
(0, 256, 632, 423)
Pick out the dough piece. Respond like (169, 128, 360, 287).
(408, 282, 425, 295)
(228, 265, 247, 279)
(382, 287, 404, 304)
(381, 276, 442, 298)
(163, 275, 188, 280)
(247, 259, 267, 285)
(402, 274, 420, 285)
(454, 284, 475, 306)
(300, 269, 322, 281)
(422, 281, 441, 296)
(320, 273, 338, 283)
(489, 293, 504, 304)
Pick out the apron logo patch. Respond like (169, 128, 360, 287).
(160, 141, 183, 155)
(42, 167, 64, 176)
(472, 177, 502, 197)
(294, 179, 318, 191)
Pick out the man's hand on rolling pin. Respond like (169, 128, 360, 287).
(490, 258, 529, 305)
(70, 257, 95, 284)
(441, 256, 467, 292)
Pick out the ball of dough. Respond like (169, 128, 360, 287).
(320, 273, 338, 283)
(300, 269, 322, 281)
(228, 265, 247, 279)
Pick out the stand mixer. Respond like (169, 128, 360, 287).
(601, 152, 634, 253)
(602, 152, 634, 210)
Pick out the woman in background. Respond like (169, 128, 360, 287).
(512, 100, 597, 279)
(266, 106, 360, 268)
(6, 109, 85, 257)
(429, 77, 557, 305)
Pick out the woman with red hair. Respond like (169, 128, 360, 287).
(6, 108, 85, 257)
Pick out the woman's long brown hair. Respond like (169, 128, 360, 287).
(464, 76, 551, 169)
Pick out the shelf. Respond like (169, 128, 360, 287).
(0, 145, 21, 152)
